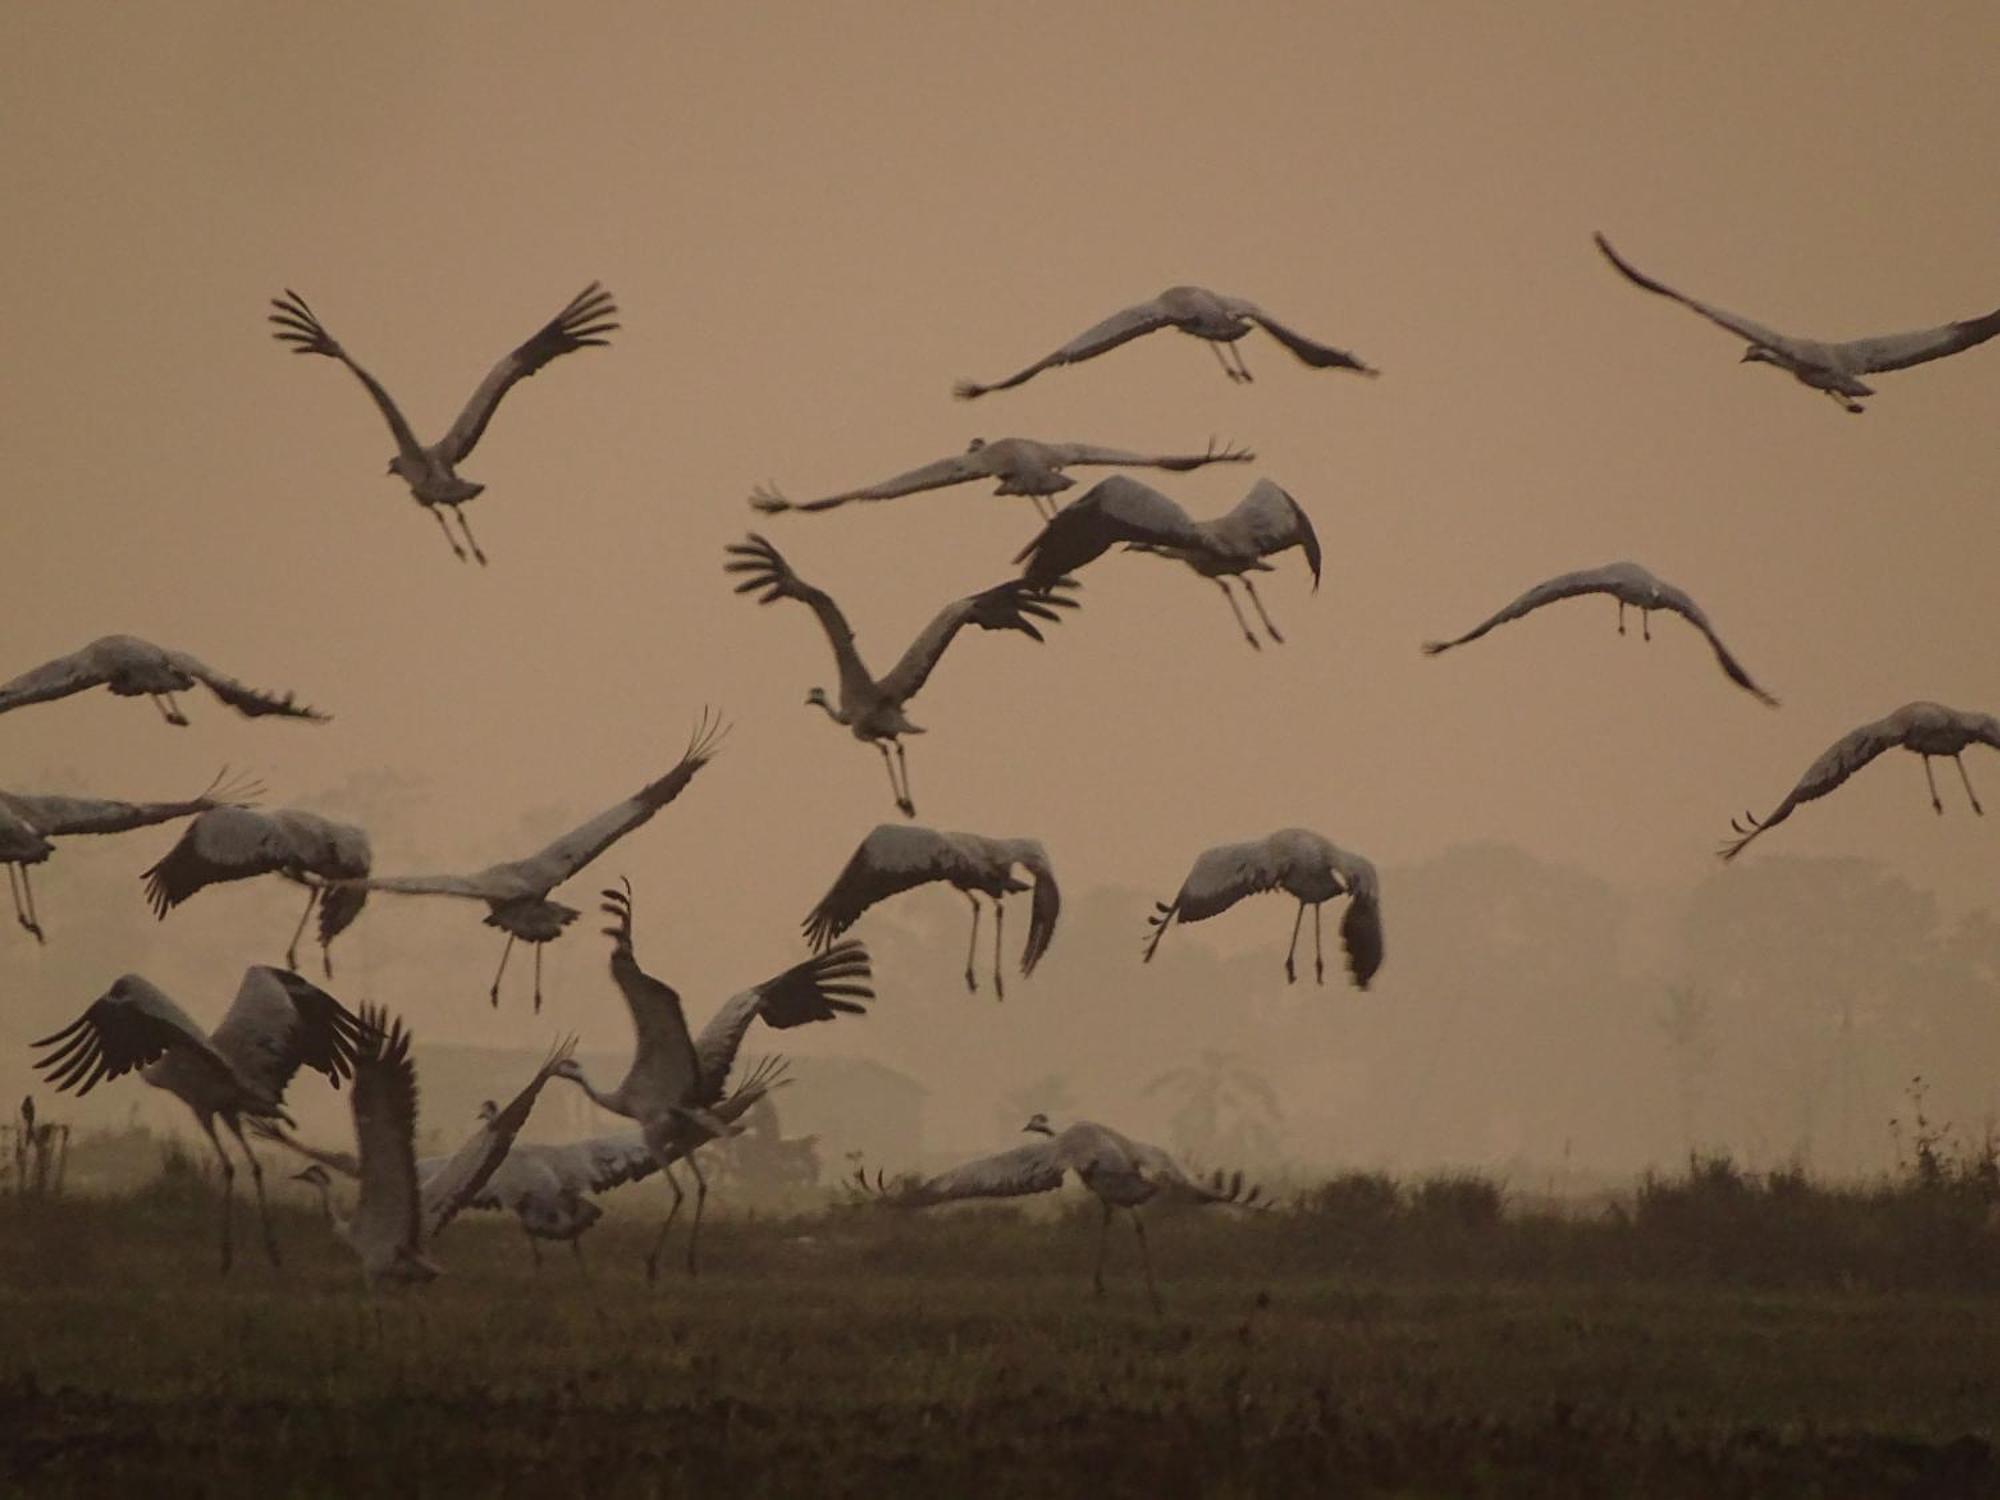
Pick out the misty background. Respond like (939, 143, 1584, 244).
(4, 4, 1997, 1187)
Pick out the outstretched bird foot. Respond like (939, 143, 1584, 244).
(1283, 958, 1297, 985)
(167, 711, 190, 727)
(19, 915, 46, 943)
(1242, 632, 1262, 652)
(1932, 799, 1945, 816)
(1266, 626, 1286, 647)
(489, 984, 503, 1008)
(897, 798, 917, 819)
(1315, 959, 1324, 985)
(964, 967, 977, 994)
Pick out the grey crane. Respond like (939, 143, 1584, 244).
(749, 435, 1254, 520)
(0, 635, 327, 726)
(1721, 701, 2000, 860)
(954, 285, 1378, 397)
(1594, 233, 2000, 413)
(552, 882, 873, 1281)
(802, 823, 1060, 999)
(270, 282, 618, 562)
(30, 966, 363, 1272)
(859, 1113, 1258, 1310)
(1421, 561, 1779, 706)
(1, 769, 256, 943)
(1015, 474, 1320, 648)
(725, 534, 1078, 817)
(1144, 828, 1383, 989)
(141, 805, 372, 974)
(325, 714, 724, 1010)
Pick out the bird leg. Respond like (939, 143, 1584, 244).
(1240, 575, 1286, 645)
(646, 1163, 685, 1286)
(1923, 757, 1944, 815)
(489, 933, 517, 1007)
(284, 887, 319, 971)
(429, 506, 470, 562)
(963, 893, 982, 993)
(199, 1116, 237, 1276)
(993, 895, 1007, 1002)
(1955, 755, 1985, 816)
(532, 942, 545, 1014)
(1642, 611, 1652, 643)
(1229, 342, 1256, 382)
(8, 865, 45, 943)
(894, 741, 917, 818)
(1284, 902, 1306, 984)
(1093, 1199, 1113, 1296)
(1131, 1210, 1163, 1314)
(1206, 339, 1245, 384)
(1313, 902, 1326, 986)
(148, 693, 189, 727)
(225, 1116, 282, 1269)
(1214, 579, 1261, 651)
(876, 742, 910, 818)
(684, 1151, 709, 1278)
(1617, 600, 1627, 636)
(452, 506, 489, 568)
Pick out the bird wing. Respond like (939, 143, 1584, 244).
(141, 806, 296, 915)
(436, 283, 618, 464)
(268, 290, 426, 462)
(1161, 836, 1293, 926)
(724, 534, 877, 702)
(1837, 307, 2000, 374)
(1327, 852, 1386, 989)
(598, 883, 702, 1115)
(954, 297, 1175, 398)
(691, 942, 872, 1105)
(750, 453, 986, 514)
(891, 1139, 1070, 1204)
(32, 981, 241, 1099)
(1040, 439, 1256, 473)
(9, 766, 245, 839)
(422, 1034, 576, 1239)
(210, 966, 366, 1105)
(0, 646, 108, 714)
(245, 1118, 361, 1178)
(1592, 233, 1794, 352)
(1653, 581, 1780, 707)
(344, 871, 498, 902)
(482, 712, 726, 894)
(527, 1131, 659, 1197)
(1720, 709, 1915, 859)
(802, 824, 969, 950)
(1012, 474, 1204, 585)
(1019, 844, 1061, 977)
(1420, 566, 1625, 655)
(164, 651, 328, 721)
(877, 578, 1081, 704)
(1209, 479, 1321, 586)
(1229, 300, 1378, 374)
(348, 1006, 425, 1260)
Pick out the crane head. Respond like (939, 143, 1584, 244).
(1022, 1112, 1055, 1136)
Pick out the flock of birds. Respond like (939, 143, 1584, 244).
(8, 232, 2000, 1303)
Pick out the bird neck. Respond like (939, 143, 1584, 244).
(562, 1066, 625, 1118)
(809, 696, 848, 726)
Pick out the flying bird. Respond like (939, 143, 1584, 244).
(954, 285, 1378, 397)
(1144, 828, 1383, 988)
(1, 769, 256, 943)
(1721, 701, 2000, 860)
(270, 282, 618, 562)
(1420, 561, 1778, 706)
(325, 713, 725, 1010)
(858, 1113, 1258, 1311)
(725, 534, 1078, 817)
(551, 882, 873, 1280)
(1015, 475, 1320, 648)
(0, 636, 327, 726)
(1594, 233, 2000, 413)
(802, 824, 1059, 999)
(750, 435, 1254, 520)
(30, 966, 363, 1272)
(141, 806, 372, 974)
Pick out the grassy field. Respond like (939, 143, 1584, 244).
(4, 1176, 1998, 1497)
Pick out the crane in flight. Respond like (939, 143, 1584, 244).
(1, 769, 256, 943)
(1015, 475, 1320, 648)
(725, 534, 1078, 817)
(552, 881, 874, 1280)
(1421, 561, 1779, 706)
(803, 824, 1059, 999)
(1721, 701, 2000, 859)
(0, 635, 327, 726)
(1144, 828, 1383, 989)
(858, 1113, 1259, 1310)
(1594, 233, 2000, 413)
(750, 435, 1253, 520)
(954, 285, 1378, 397)
(270, 282, 617, 562)
(325, 713, 725, 1010)
(31, 966, 363, 1272)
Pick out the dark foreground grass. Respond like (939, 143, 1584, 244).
(3, 1190, 1998, 1498)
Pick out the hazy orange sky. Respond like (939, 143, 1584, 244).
(5, 4, 1998, 1146)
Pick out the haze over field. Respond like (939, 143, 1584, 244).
(4, 3, 1998, 1179)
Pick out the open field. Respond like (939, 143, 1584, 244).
(4, 1176, 1999, 1498)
